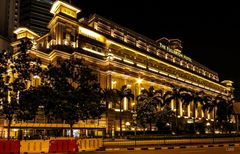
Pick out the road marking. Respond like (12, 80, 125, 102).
(180, 150, 206, 153)
(148, 147, 155, 150)
(226, 147, 235, 151)
(134, 148, 141, 150)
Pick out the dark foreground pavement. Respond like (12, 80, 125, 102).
(75, 146, 239, 154)
(50, 143, 240, 154)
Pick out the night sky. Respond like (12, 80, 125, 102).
(70, 0, 240, 94)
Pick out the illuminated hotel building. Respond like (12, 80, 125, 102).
(11, 1, 234, 135)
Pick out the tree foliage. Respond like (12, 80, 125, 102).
(115, 85, 134, 137)
(0, 39, 42, 139)
(163, 86, 188, 132)
(155, 106, 176, 132)
(181, 91, 206, 132)
(41, 57, 105, 136)
(136, 86, 164, 130)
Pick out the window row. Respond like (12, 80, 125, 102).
(93, 21, 219, 82)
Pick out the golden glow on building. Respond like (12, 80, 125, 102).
(82, 47, 105, 56)
(79, 26, 105, 43)
(14, 27, 40, 40)
(50, 0, 81, 18)
(137, 63, 147, 69)
(9, 0, 234, 134)
(136, 78, 143, 84)
(123, 97, 128, 111)
(106, 39, 227, 94)
(123, 59, 134, 65)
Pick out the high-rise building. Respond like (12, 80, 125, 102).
(19, 0, 53, 36)
(0, 0, 19, 50)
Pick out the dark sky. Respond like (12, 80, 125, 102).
(71, 0, 240, 91)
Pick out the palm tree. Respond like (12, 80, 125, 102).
(115, 85, 134, 137)
(101, 88, 119, 136)
(182, 91, 206, 133)
(202, 95, 223, 134)
(227, 98, 237, 132)
(136, 86, 164, 131)
(226, 98, 235, 123)
(164, 86, 188, 132)
(215, 97, 234, 133)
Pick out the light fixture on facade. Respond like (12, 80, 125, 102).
(107, 53, 114, 61)
(82, 47, 105, 56)
(123, 59, 134, 64)
(137, 78, 143, 84)
(127, 84, 131, 88)
(206, 122, 211, 126)
(125, 122, 130, 126)
(137, 63, 146, 69)
(33, 75, 40, 79)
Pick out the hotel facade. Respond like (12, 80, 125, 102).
(8, 1, 234, 137)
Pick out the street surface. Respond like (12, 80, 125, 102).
(103, 137, 240, 147)
(79, 146, 240, 154)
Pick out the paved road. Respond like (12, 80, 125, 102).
(104, 137, 240, 147)
(78, 146, 240, 154)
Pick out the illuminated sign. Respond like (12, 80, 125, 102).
(159, 43, 192, 62)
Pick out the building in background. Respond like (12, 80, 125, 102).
(9, 1, 234, 138)
(0, 0, 19, 51)
(19, 0, 53, 36)
(0, 0, 55, 51)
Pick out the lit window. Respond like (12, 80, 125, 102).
(127, 84, 131, 88)
(112, 80, 117, 89)
(66, 33, 70, 42)
(123, 97, 128, 111)
(32, 76, 40, 87)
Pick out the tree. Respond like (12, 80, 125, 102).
(41, 57, 105, 137)
(17, 87, 41, 122)
(215, 97, 234, 133)
(164, 86, 188, 133)
(115, 85, 134, 137)
(37, 86, 58, 123)
(202, 95, 223, 134)
(17, 57, 42, 123)
(101, 88, 119, 135)
(0, 39, 41, 139)
(136, 86, 164, 131)
(155, 106, 176, 133)
(182, 91, 206, 133)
